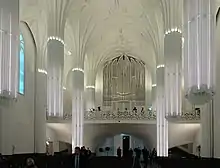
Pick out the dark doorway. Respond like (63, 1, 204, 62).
(122, 136, 130, 156)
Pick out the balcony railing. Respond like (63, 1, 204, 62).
(47, 110, 200, 122)
(165, 111, 201, 122)
(60, 110, 156, 121)
(84, 110, 157, 121)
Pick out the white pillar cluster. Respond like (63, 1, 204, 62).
(46, 0, 72, 118)
(85, 69, 96, 110)
(183, 0, 215, 105)
(156, 66, 168, 156)
(164, 32, 182, 116)
(47, 38, 64, 117)
(0, 0, 19, 98)
(200, 103, 212, 157)
(214, 1, 220, 158)
(151, 71, 156, 112)
(35, 72, 47, 153)
(183, 0, 215, 157)
(145, 68, 152, 109)
(72, 68, 84, 148)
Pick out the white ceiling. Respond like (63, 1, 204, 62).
(19, 0, 167, 82)
(19, 0, 220, 83)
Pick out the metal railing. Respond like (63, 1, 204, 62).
(47, 110, 200, 122)
(165, 111, 200, 121)
(84, 110, 157, 121)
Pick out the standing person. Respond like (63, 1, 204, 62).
(129, 148, 133, 159)
(132, 148, 141, 168)
(24, 158, 38, 168)
(142, 147, 149, 168)
(72, 147, 87, 168)
(86, 148, 92, 158)
(117, 147, 121, 158)
(150, 148, 156, 165)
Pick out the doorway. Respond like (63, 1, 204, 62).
(123, 135, 130, 156)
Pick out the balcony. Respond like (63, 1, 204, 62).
(83, 110, 156, 124)
(46, 110, 200, 124)
(165, 111, 201, 123)
(47, 110, 156, 124)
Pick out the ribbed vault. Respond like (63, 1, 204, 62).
(19, 0, 168, 85)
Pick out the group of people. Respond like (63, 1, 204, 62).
(117, 147, 157, 168)
(72, 146, 93, 168)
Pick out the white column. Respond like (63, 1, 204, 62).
(72, 69, 84, 149)
(145, 68, 152, 109)
(95, 68, 103, 107)
(156, 66, 168, 156)
(0, 0, 19, 98)
(164, 32, 182, 116)
(35, 72, 47, 153)
(85, 69, 96, 110)
(47, 38, 64, 117)
(184, 0, 215, 157)
(214, 2, 220, 158)
(151, 71, 156, 112)
(183, 0, 215, 105)
(200, 103, 212, 157)
(85, 87, 95, 110)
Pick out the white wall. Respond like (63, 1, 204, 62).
(47, 124, 71, 144)
(131, 136, 145, 149)
(96, 134, 146, 156)
(96, 137, 114, 156)
(46, 127, 58, 152)
(214, 8, 220, 158)
(193, 127, 201, 155)
(0, 22, 36, 155)
(113, 135, 122, 156)
(168, 123, 200, 148)
(83, 123, 156, 152)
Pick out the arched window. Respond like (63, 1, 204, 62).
(19, 34, 25, 94)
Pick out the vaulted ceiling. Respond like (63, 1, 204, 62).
(19, 0, 166, 80)
(19, 0, 220, 84)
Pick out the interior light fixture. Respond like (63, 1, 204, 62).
(72, 68, 84, 73)
(165, 27, 182, 35)
(47, 36, 65, 45)
(152, 84, 157, 87)
(38, 69, 47, 75)
(67, 51, 72, 55)
(156, 64, 165, 69)
(86, 85, 95, 89)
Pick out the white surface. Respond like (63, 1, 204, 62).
(0, 21, 37, 154)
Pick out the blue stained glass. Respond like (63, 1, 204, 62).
(19, 34, 25, 94)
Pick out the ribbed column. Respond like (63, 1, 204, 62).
(164, 32, 182, 116)
(156, 66, 168, 156)
(35, 72, 47, 153)
(72, 69, 84, 149)
(200, 103, 212, 157)
(183, 0, 215, 105)
(46, 0, 72, 117)
(145, 68, 152, 109)
(183, 0, 215, 157)
(85, 69, 96, 110)
(47, 39, 64, 117)
(151, 71, 156, 111)
(214, 0, 220, 158)
(0, 0, 19, 98)
(85, 87, 95, 110)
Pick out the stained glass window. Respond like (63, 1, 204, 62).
(19, 34, 25, 94)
